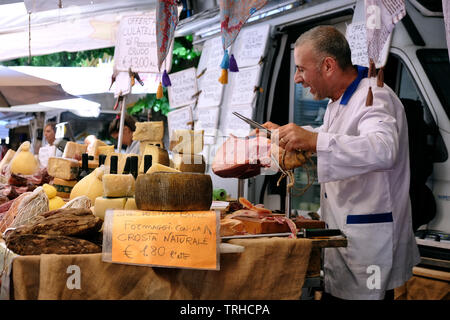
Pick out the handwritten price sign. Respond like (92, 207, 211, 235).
(114, 14, 171, 73)
(104, 210, 219, 270)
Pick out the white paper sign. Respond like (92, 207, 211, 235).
(232, 24, 270, 68)
(167, 67, 199, 109)
(229, 66, 261, 106)
(114, 13, 172, 73)
(197, 68, 224, 108)
(346, 21, 391, 68)
(346, 22, 369, 66)
(196, 36, 224, 75)
(167, 105, 193, 139)
(195, 107, 220, 145)
(221, 104, 253, 137)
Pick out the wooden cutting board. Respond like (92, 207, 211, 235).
(234, 215, 325, 234)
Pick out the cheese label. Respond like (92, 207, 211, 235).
(105, 210, 219, 270)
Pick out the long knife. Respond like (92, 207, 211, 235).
(232, 112, 272, 138)
(221, 228, 343, 240)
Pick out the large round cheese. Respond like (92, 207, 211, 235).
(135, 172, 212, 211)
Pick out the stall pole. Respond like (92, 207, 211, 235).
(116, 95, 127, 153)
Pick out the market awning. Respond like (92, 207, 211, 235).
(0, 1, 157, 62)
(0, 65, 75, 107)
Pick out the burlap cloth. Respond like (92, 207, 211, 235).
(11, 237, 312, 300)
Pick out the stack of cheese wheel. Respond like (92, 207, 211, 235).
(48, 157, 80, 198)
(169, 130, 206, 174)
(93, 173, 137, 220)
(133, 121, 165, 158)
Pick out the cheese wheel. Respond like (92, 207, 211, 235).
(10, 141, 39, 175)
(105, 153, 140, 175)
(42, 183, 57, 199)
(70, 167, 104, 202)
(135, 172, 212, 211)
(93, 196, 127, 220)
(53, 178, 77, 198)
(139, 140, 164, 156)
(133, 121, 164, 141)
(48, 157, 79, 180)
(62, 142, 87, 160)
(102, 174, 135, 197)
(48, 196, 65, 211)
(97, 145, 114, 158)
(170, 153, 206, 173)
(139, 145, 169, 173)
(88, 139, 107, 159)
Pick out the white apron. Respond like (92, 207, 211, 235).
(314, 67, 420, 300)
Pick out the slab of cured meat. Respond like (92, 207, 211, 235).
(212, 135, 274, 179)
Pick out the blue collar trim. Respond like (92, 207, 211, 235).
(340, 65, 368, 106)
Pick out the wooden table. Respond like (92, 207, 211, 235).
(2, 235, 347, 300)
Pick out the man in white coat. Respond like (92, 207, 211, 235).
(264, 25, 420, 300)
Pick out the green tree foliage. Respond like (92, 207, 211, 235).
(1, 35, 200, 117)
(1, 48, 115, 67)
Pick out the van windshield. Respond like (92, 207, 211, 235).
(417, 49, 450, 120)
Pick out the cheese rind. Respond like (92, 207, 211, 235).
(139, 145, 169, 173)
(133, 121, 164, 141)
(62, 142, 87, 160)
(102, 174, 135, 197)
(93, 196, 127, 220)
(47, 157, 79, 180)
(135, 172, 212, 211)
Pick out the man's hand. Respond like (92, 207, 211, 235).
(249, 121, 280, 136)
(273, 123, 318, 152)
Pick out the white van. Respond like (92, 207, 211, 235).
(177, 0, 449, 258)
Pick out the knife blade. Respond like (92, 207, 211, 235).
(232, 112, 271, 138)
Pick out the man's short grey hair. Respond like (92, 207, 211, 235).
(295, 25, 353, 71)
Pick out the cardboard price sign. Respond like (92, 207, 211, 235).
(103, 210, 220, 270)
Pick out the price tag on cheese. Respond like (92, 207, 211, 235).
(103, 210, 220, 270)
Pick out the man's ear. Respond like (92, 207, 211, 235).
(323, 56, 336, 74)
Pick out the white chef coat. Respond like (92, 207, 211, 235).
(313, 66, 420, 299)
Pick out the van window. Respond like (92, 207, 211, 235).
(384, 53, 448, 163)
(416, 49, 450, 120)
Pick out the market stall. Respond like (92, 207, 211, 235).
(0, 0, 350, 302)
